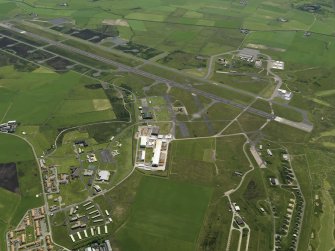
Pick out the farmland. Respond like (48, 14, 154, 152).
(0, 0, 334, 250)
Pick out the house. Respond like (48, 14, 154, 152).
(93, 185, 101, 192)
(70, 167, 80, 179)
(87, 153, 97, 163)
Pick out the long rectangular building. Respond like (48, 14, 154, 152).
(140, 136, 147, 148)
(152, 140, 162, 167)
(140, 150, 145, 161)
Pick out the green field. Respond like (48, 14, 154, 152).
(0, 66, 117, 127)
(115, 176, 213, 251)
(0, 0, 335, 251)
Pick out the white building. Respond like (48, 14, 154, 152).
(140, 150, 145, 161)
(152, 140, 162, 167)
(267, 149, 273, 156)
(98, 170, 110, 181)
(140, 136, 147, 148)
(87, 154, 97, 163)
(271, 60, 284, 70)
(278, 89, 293, 100)
(93, 185, 101, 192)
(232, 203, 240, 212)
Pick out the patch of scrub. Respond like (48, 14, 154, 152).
(102, 19, 129, 27)
(317, 182, 335, 250)
(92, 99, 112, 111)
(315, 89, 335, 97)
(33, 67, 55, 74)
(322, 142, 335, 148)
(320, 129, 335, 137)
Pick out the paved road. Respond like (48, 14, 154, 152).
(1, 23, 276, 121)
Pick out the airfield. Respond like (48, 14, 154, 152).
(0, 0, 335, 251)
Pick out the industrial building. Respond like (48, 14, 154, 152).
(238, 48, 259, 62)
(277, 89, 293, 100)
(0, 120, 17, 133)
(139, 150, 145, 161)
(135, 126, 172, 171)
(152, 140, 162, 167)
(98, 170, 110, 182)
(140, 136, 147, 148)
(151, 126, 160, 136)
(271, 60, 285, 70)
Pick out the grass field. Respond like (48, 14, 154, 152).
(115, 176, 213, 251)
(0, 188, 20, 251)
(272, 104, 304, 122)
(0, 66, 117, 127)
(0, 58, 131, 156)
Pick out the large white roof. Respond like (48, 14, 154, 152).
(98, 170, 110, 181)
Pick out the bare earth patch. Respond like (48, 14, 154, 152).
(247, 43, 286, 52)
(92, 99, 112, 111)
(102, 19, 129, 27)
